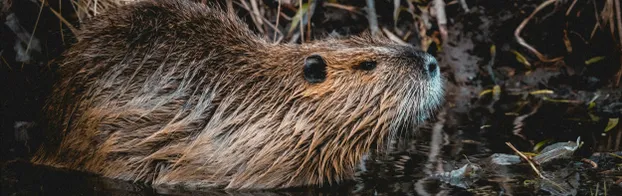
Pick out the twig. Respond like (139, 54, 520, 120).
(581, 158, 599, 168)
(305, 0, 319, 42)
(1, 55, 11, 71)
(324, 3, 361, 14)
(25, 0, 46, 68)
(299, 0, 304, 42)
(614, 0, 622, 86)
(514, 0, 564, 63)
(487, 45, 498, 84)
(506, 142, 544, 179)
(237, 0, 265, 35)
(44, 1, 80, 39)
(382, 27, 408, 45)
(59, 0, 65, 45)
(249, 0, 266, 34)
(460, 0, 470, 12)
(93, 0, 98, 16)
(565, 0, 578, 16)
(433, 0, 448, 41)
(273, 0, 281, 43)
(365, 0, 380, 35)
(393, 0, 400, 29)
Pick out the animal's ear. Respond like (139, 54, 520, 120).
(303, 54, 327, 84)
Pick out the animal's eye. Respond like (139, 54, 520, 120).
(356, 61, 377, 71)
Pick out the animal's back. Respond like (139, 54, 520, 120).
(33, 0, 265, 188)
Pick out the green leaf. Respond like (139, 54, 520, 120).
(533, 139, 551, 152)
(604, 118, 619, 132)
(511, 50, 531, 69)
(585, 56, 605, 65)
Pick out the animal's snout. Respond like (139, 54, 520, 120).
(409, 50, 439, 78)
(421, 53, 438, 78)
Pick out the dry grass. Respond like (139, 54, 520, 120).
(49, 0, 441, 46)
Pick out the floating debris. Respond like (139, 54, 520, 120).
(490, 153, 522, 166)
(533, 137, 583, 165)
(431, 163, 482, 189)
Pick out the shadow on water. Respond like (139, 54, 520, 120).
(1, 160, 341, 196)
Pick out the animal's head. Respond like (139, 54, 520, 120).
(291, 34, 444, 140)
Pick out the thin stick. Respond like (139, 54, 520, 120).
(614, 0, 622, 86)
(306, 0, 317, 42)
(382, 27, 408, 45)
(249, 0, 265, 34)
(1, 55, 11, 71)
(25, 0, 46, 68)
(365, 0, 379, 35)
(506, 142, 544, 179)
(299, 0, 304, 43)
(259, 16, 283, 43)
(565, 0, 578, 16)
(237, 0, 264, 35)
(324, 3, 361, 14)
(433, 0, 448, 41)
(45, 2, 80, 38)
(459, 0, 469, 12)
(273, 0, 281, 43)
(59, 0, 65, 45)
(514, 0, 564, 63)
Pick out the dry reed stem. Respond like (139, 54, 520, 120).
(324, 2, 360, 13)
(505, 142, 544, 179)
(249, 0, 265, 34)
(514, 0, 564, 63)
(299, 0, 304, 42)
(565, 0, 578, 16)
(382, 27, 408, 45)
(614, 0, 622, 86)
(42, 0, 80, 38)
(365, 0, 379, 35)
(273, 0, 281, 43)
(433, 0, 448, 41)
(25, 0, 45, 67)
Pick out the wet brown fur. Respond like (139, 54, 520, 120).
(32, 0, 444, 190)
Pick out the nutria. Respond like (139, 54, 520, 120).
(31, 0, 443, 190)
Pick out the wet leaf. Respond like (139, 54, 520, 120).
(492, 85, 501, 100)
(604, 118, 619, 132)
(533, 137, 582, 165)
(478, 89, 493, 97)
(490, 45, 496, 56)
(563, 29, 572, 53)
(542, 97, 580, 103)
(587, 101, 596, 110)
(533, 139, 552, 152)
(511, 50, 531, 69)
(529, 89, 554, 95)
(585, 56, 605, 65)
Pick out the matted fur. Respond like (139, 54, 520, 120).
(32, 0, 444, 190)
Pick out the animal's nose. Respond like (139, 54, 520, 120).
(422, 53, 438, 78)
(410, 50, 438, 78)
